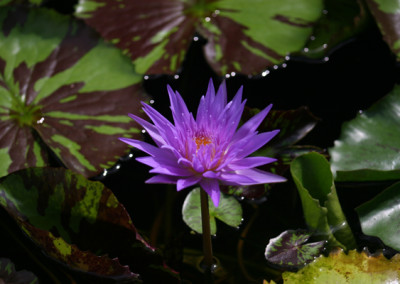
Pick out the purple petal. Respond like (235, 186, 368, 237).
(234, 104, 273, 141)
(228, 157, 277, 170)
(128, 113, 165, 146)
(224, 168, 287, 185)
(203, 171, 220, 179)
(150, 166, 192, 177)
(199, 179, 221, 207)
(234, 130, 280, 159)
(146, 175, 178, 184)
(177, 176, 202, 191)
(119, 138, 162, 156)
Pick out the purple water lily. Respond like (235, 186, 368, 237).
(120, 79, 286, 206)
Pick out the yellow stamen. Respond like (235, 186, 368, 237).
(195, 135, 212, 150)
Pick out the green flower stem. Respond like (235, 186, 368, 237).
(200, 188, 214, 272)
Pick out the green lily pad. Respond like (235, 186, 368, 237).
(300, 0, 370, 59)
(329, 85, 400, 182)
(0, 167, 179, 282)
(290, 152, 356, 249)
(75, 0, 323, 75)
(366, 0, 400, 59)
(265, 230, 325, 269)
(182, 187, 242, 235)
(356, 181, 400, 251)
(280, 249, 400, 283)
(0, 258, 38, 284)
(0, 7, 148, 178)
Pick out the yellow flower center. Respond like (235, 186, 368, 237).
(195, 135, 212, 150)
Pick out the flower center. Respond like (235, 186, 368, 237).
(194, 134, 212, 150)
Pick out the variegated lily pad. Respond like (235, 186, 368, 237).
(75, 0, 323, 75)
(280, 249, 400, 283)
(0, 7, 148, 178)
(0, 167, 179, 282)
(366, 0, 400, 58)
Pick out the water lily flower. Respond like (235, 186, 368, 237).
(120, 79, 286, 207)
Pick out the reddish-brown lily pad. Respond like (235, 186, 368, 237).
(0, 167, 179, 282)
(75, 0, 323, 75)
(0, 7, 148, 178)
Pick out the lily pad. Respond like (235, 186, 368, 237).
(0, 257, 38, 284)
(366, 0, 400, 59)
(75, 0, 323, 75)
(182, 187, 242, 235)
(329, 85, 400, 182)
(0, 7, 148, 178)
(290, 152, 356, 249)
(280, 249, 400, 283)
(265, 230, 325, 269)
(300, 0, 369, 59)
(356, 181, 400, 251)
(0, 167, 179, 282)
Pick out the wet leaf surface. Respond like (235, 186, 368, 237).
(0, 7, 148, 178)
(329, 85, 400, 182)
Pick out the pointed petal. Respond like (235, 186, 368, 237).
(128, 113, 165, 146)
(234, 104, 273, 140)
(228, 157, 276, 170)
(146, 175, 178, 184)
(200, 179, 221, 207)
(223, 168, 286, 185)
(119, 138, 161, 156)
(234, 130, 280, 159)
(177, 176, 202, 191)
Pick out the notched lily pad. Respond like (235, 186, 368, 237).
(0, 7, 148, 178)
(281, 249, 400, 283)
(182, 187, 242, 235)
(265, 230, 326, 269)
(75, 0, 323, 75)
(0, 257, 38, 284)
(329, 85, 400, 182)
(0, 167, 179, 282)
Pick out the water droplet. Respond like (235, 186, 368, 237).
(115, 164, 121, 170)
(205, 17, 211, 22)
(273, 65, 278, 70)
(36, 117, 45, 124)
(359, 110, 363, 114)
(144, 75, 149, 80)
(174, 74, 179, 79)
(323, 43, 328, 49)
(149, 99, 155, 104)
(193, 36, 199, 42)
(303, 47, 309, 53)
(214, 9, 220, 15)
(128, 153, 134, 158)
(230, 71, 236, 77)
(310, 35, 316, 41)
(102, 169, 108, 177)
(322, 9, 328, 14)
(323, 56, 329, 62)
(141, 129, 146, 133)
(261, 70, 270, 77)
(225, 74, 230, 78)
(285, 55, 290, 61)
(282, 63, 287, 68)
